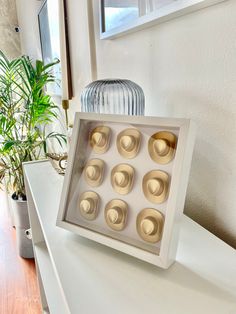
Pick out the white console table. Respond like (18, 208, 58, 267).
(23, 160, 236, 314)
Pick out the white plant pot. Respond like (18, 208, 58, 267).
(11, 199, 34, 258)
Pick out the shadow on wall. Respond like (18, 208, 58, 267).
(149, 90, 236, 249)
(184, 140, 236, 249)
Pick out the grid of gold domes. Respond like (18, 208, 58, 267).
(77, 125, 177, 244)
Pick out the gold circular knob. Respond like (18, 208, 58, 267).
(140, 217, 157, 235)
(80, 198, 94, 214)
(107, 207, 123, 224)
(92, 132, 106, 147)
(78, 191, 100, 220)
(120, 135, 135, 152)
(90, 126, 111, 154)
(147, 178, 164, 196)
(84, 159, 105, 187)
(86, 165, 100, 180)
(136, 208, 164, 243)
(114, 171, 129, 187)
(153, 139, 170, 156)
(111, 164, 134, 195)
(117, 128, 141, 159)
(105, 199, 128, 231)
(148, 131, 177, 164)
(142, 170, 169, 204)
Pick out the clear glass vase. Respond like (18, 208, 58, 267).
(80, 79, 145, 115)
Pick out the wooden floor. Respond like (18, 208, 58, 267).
(0, 191, 41, 314)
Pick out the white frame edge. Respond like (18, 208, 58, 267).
(100, 0, 227, 40)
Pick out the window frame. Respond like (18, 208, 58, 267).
(100, 0, 226, 40)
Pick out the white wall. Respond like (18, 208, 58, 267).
(0, 0, 21, 58)
(92, 0, 236, 248)
(16, 0, 236, 248)
(15, 0, 42, 60)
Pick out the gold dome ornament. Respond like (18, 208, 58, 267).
(105, 199, 128, 231)
(117, 128, 141, 158)
(142, 170, 169, 204)
(136, 208, 164, 243)
(148, 131, 177, 164)
(84, 159, 105, 187)
(111, 164, 134, 195)
(90, 126, 111, 154)
(79, 191, 100, 220)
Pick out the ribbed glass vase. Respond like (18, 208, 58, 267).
(80, 79, 145, 115)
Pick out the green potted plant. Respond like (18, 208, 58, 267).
(0, 51, 66, 257)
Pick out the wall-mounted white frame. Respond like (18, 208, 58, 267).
(57, 113, 196, 269)
(100, 0, 227, 39)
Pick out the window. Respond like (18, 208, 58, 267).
(100, 0, 226, 39)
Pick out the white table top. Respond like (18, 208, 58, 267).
(24, 160, 236, 314)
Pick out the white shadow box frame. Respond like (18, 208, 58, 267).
(57, 113, 196, 268)
(100, 0, 226, 39)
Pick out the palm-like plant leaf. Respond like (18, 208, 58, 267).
(0, 51, 66, 197)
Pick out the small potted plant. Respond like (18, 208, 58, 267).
(0, 51, 66, 257)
